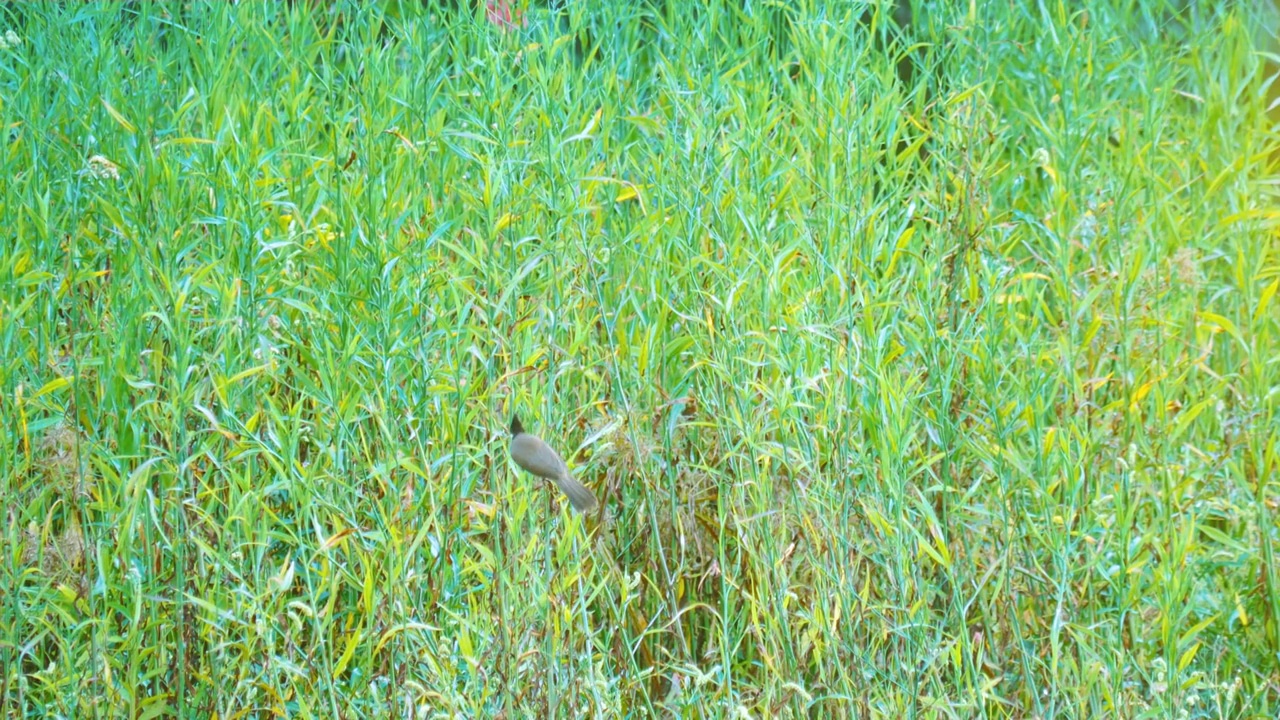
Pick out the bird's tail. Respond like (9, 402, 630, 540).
(554, 475, 598, 513)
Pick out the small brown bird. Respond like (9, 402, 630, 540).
(508, 415, 598, 513)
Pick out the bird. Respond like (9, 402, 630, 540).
(508, 414, 599, 513)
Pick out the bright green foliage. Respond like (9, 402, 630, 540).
(1, 1, 1278, 717)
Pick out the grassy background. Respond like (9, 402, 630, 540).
(2, 0, 1279, 716)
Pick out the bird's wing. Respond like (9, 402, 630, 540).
(510, 434, 568, 480)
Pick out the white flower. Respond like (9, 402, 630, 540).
(79, 155, 121, 182)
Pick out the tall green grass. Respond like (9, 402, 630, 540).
(2, 0, 1278, 716)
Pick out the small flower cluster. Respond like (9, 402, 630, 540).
(79, 154, 121, 182)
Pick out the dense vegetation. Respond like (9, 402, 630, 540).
(2, 1, 1278, 716)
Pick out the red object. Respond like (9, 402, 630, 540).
(485, 0, 526, 30)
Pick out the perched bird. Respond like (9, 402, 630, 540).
(508, 415, 598, 513)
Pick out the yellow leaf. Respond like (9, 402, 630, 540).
(383, 127, 417, 153)
(57, 583, 79, 604)
(332, 628, 362, 679)
(372, 622, 440, 658)
(882, 225, 915, 280)
(1043, 426, 1057, 459)
(101, 98, 137, 134)
(1178, 641, 1201, 672)
(1130, 377, 1159, 408)
(946, 84, 981, 107)
(561, 106, 603, 145)
(895, 133, 929, 164)
(494, 213, 516, 232)
(156, 137, 215, 148)
(458, 625, 474, 659)
(1254, 278, 1278, 326)
(720, 58, 751, 84)
(917, 534, 946, 568)
(1199, 311, 1245, 348)
(322, 528, 355, 551)
(224, 365, 268, 386)
(32, 376, 74, 399)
